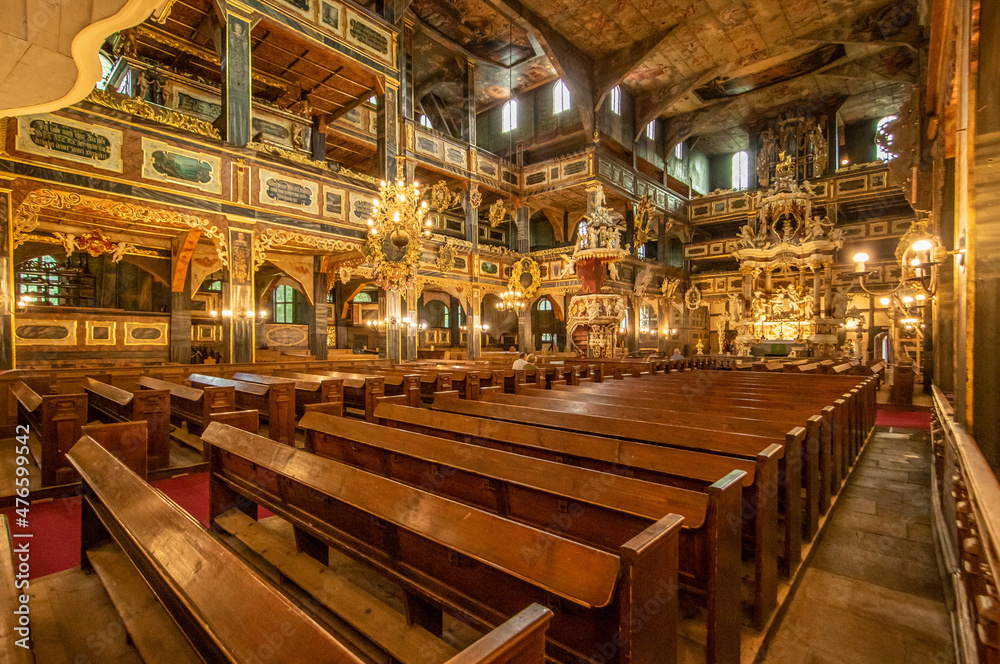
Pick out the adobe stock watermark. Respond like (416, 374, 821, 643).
(11, 425, 33, 650)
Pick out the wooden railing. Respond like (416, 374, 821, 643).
(932, 385, 997, 664)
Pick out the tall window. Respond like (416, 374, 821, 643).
(646, 121, 655, 140)
(610, 86, 621, 115)
(674, 142, 683, 159)
(274, 285, 295, 323)
(732, 151, 749, 190)
(875, 115, 898, 161)
(553, 80, 571, 114)
(537, 299, 552, 311)
(353, 292, 372, 303)
(639, 305, 652, 329)
(501, 99, 518, 133)
(419, 114, 432, 129)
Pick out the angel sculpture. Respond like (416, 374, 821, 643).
(608, 261, 620, 281)
(110, 242, 130, 263)
(806, 215, 828, 240)
(737, 224, 756, 249)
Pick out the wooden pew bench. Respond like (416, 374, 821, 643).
(188, 374, 295, 446)
(137, 376, 234, 437)
(235, 371, 343, 419)
(10, 380, 86, 487)
(82, 377, 170, 471)
(0, 515, 34, 663)
(299, 411, 745, 664)
(203, 422, 684, 664)
(68, 434, 363, 664)
(430, 395, 796, 629)
(296, 370, 387, 421)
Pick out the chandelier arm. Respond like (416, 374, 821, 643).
(855, 277, 903, 297)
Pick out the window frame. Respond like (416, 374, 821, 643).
(610, 86, 621, 115)
(674, 142, 683, 159)
(732, 151, 750, 190)
(553, 80, 571, 114)
(646, 121, 655, 141)
(274, 285, 296, 324)
(419, 114, 433, 129)
(501, 99, 518, 133)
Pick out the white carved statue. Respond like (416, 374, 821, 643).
(832, 288, 849, 319)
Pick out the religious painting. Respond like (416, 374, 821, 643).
(257, 168, 319, 214)
(695, 45, 846, 100)
(86, 321, 117, 346)
(14, 318, 76, 346)
(141, 138, 222, 194)
(322, 186, 348, 221)
(275, 0, 312, 21)
(15, 114, 122, 172)
(124, 322, 168, 346)
(321, 1, 342, 32)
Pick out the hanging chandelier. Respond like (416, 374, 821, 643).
(365, 158, 431, 292)
(496, 289, 526, 314)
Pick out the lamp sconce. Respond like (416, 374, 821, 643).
(215, 308, 267, 323)
(15, 297, 31, 313)
(852, 232, 963, 299)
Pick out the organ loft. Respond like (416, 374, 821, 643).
(0, 0, 993, 662)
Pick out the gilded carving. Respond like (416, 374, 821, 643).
(253, 227, 361, 271)
(86, 89, 220, 140)
(488, 199, 507, 228)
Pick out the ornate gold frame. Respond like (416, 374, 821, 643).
(85, 321, 117, 346)
(509, 256, 542, 300)
(124, 321, 169, 346)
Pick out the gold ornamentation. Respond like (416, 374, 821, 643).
(684, 284, 702, 310)
(247, 141, 327, 170)
(13, 188, 229, 267)
(632, 194, 656, 250)
(469, 182, 482, 209)
(365, 173, 430, 292)
(509, 256, 541, 300)
(326, 325, 337, 347)
(756, 128, 777, 187)
(435, 242, 456, 272)
(17, 233, 159, 258)
(488, 199, 508, 228)
(124, 321, 168, 346)
(334, 165, 381, 186)
(430, 180, 460, 213)
(86, 89, 220, 139)
(253, 228, 362, 271)
(86, 321, 117, 346)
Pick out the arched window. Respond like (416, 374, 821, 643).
(419, 114, 433, 129)
(732, 151, 749, 190)
(353, 292, 372, 303)
(537, 299, 552, 311)
(875, 115, 898, 161)
(501, 99, 518, 133)
(274, 285, 295, 323)
(610, 86, 621, 115)
(646, 121, 655, 140)
(674, 142, 683, 159)
(553, 80, 571, 114)
(423, 300, 450, 328)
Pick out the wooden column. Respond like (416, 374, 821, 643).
(0, 178, 14, 370)
(405, 285, 418, 360)
(310, 115, 328, 163)
(308, 257, 328, 360)
(400, 19, 414, 121)
(464, 187, 479, 249)
(516, 205, 530, 352)
(215, 11, 252, 146)
(385, 289, 403, 363)
(747, 122, 759, 191)
(377, 84, 399, 182)
(169, 232, 197, 364)
(466, 60, 477, 145)
(228, 228, 254, 364)
(466, 288, 481, 360)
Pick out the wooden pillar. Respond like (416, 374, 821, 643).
(377, 84, 400, 182)
(516, 205, 530, 352)
(464, 187, 479, 250)
(827, 108, 840, 175)
(823, 264, 833, 316)
(405, 285, 418, 360)
(466, 60, 477, 145)
(400, 19, 414, 122)
(0, 179, 14, 370)
(747, 122, 759, 190)
(228, 228, 254, 364)
(813, 267, 822, 319)
(384, 290, 403, 363)
(971, 0, 1000, 463)
(466, 288, 481, 359)
(310, 115, 328, 163)
(214, 11, 252, 146)
(308, 257, 328, 360)
(169, 234, 194, 364)
(449, 295, 461, 348)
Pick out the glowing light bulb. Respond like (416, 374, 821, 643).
(916, 294, 926, 301)
(912, 239, 932, 252)
(911, 258, 921, 267)
(393, 211, 400, 222)
(880, 297, 890, 306)
(903, 296, 914, 304)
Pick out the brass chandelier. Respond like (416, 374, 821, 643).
(496, 289, 526, 314)
(365, 160, 431, 291)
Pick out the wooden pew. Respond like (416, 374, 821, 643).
(81, 421, 148, 479)
(503, 386, 828, 541)
(295, 370, 386, 422)
(430, 395, 796, 629)
(10, 380, 86, 487)
(299, 411, 744, 664)
(188, 374, 295, 446)
(234, 371, 343, 418)
(203, 422, 684, 664)
(0, 515, 34, 663)
(137, 376, 234, 436)
(82, 377, 170, 471)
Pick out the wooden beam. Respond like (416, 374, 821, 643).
(327, 87, 377, 122)
(480, 0, 596, 138)
(172, 229, 202, 293)
(594, 26, 677, 110)
(633, 68, 721, 142)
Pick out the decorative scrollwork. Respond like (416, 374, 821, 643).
(632, 194, 657, 250)
(253, 228, 362, 271)
(469, 182, 482, 209)
(430, 180, 461, 213)
(488, 199, 508, 228)
(684, 284, 703, 310)
(661, 277, 682, 301)
(247, 141, 327, 170)
(509, 256, 542, 300)
(435, 242, 456, 272)
(86, 89, 220, 139)
(13, 188, 229, 267)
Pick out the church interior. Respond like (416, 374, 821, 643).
(0, 0, 994, 661)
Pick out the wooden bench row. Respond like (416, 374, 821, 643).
(66, 434, 554, 664)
